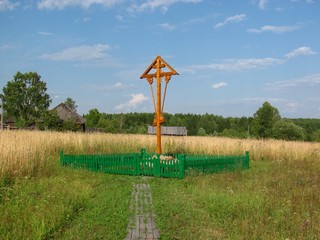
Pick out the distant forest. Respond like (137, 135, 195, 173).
(2, 72, 318, 142)
(84, 108, 320, 142)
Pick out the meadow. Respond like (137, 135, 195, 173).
(0, 130, 319, 239)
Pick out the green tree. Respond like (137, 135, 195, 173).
(186, 114, 200, 135)
(252, 102, 281, 138)
(85, 108, 101, 128)
(221, 128, 246, 138)
(62, 118, 81, 131)
(273, 119, 305, 141)
(42, 110, 63, 131)
(168, 114, 186, 127)
(0, 72, 51, 127)
(64, 97, 77, 111)
(197, 114, 217, 135)
(311, 129, 320, 142)
(197, 127, 206, 136)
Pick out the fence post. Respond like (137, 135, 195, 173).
(244, 151, 250, 169)
(136, 151, 142, 176)
(140, 148, 146, 158)
(178, 154, 185, 179)
(60, 149, 64, 166)
(155, 155, 160, 177)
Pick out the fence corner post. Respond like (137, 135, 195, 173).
(245, 151, 249, 169)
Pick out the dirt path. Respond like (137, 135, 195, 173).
(124, 183, 160, 240)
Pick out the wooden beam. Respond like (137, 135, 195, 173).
(140, 71, 178, 79)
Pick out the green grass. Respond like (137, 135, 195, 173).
(149, 159, 320, 239)
(0, 166, 133, 240)
(1, 159, 319, 239)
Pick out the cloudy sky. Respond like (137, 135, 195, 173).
(1, 0, 319, 118)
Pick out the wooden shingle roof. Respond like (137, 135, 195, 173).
(52, 103, 86, 124)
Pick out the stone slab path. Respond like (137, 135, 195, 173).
(124, 183, 160, 240)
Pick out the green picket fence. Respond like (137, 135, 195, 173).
(60, 149, 249, 178)
(60, 149, 185, 179)
(185, 151, 249, 174)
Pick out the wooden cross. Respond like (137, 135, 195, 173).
(140, 56, 179, 154)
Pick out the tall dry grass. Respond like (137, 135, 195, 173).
(0, 130, 153, 179)
(166, 135, 320, 162)
(0, 130, 319, 179)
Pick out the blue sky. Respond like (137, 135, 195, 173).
(1, 0, 319, 118)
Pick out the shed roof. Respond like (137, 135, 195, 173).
(52, 103, 86, 124)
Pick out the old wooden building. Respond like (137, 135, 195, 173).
(52, 103, 86, 131)
(148, 126, 187, 136)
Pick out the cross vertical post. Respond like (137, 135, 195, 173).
(140, 56, 179, 154)
(156, 57, 162, 154)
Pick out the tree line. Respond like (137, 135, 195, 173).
(1, 72, 320, 142)
(85, 102, 320, 142)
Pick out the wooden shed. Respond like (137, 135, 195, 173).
(52, 103, 86, 131)
(3, 117, 18, 130)
(148, 126, 187, 136)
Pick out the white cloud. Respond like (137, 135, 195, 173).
(39, 44, 111, 61)
(83, 82, 132, 91)
(186, 17, 206, 25)
(285, 46, 317, 59)
(258, 0, 268, 10)
(112, 82, 125, 89)
(0, 0, 19, 11)
(187, 58, 285, 72)
(248, 25, 299, 33)
(283, 102, 301, 113)
(38, 31, 53, 36)
(292, 74, 320, 85)
(241, 97, 285, 103)
(212, 82, 227, 89)
(128, 0, 202, 13)
(214, 14, 246, 28)
(37, 0, 120, 9)
(74, 17, 91, 23)
(267, 73, 320, 90)
(0, 44, 13, 50)
(291, 0, 315, 3)
(103, 82, 131, 91)
(116, 15, 123, 21)
(115, 93, 149, 112)
(159, 22, 177, 30)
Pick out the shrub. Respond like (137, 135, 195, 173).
(311, 129, 320, 142)
(197, 127, 206, 136)
(273, 119, 305, 141)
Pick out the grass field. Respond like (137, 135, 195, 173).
(0, 130, 319, 239)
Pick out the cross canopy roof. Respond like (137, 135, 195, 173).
(140, 56, 179, 79)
